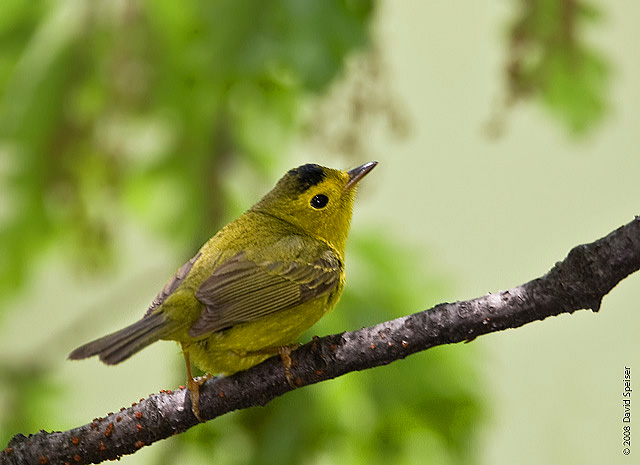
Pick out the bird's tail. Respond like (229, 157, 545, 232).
(68, 313, 175, 365)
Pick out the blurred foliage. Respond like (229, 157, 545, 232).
(490, 0, 609, 136)
(305, 48, 410, 160)
(0, 361, 61, 445)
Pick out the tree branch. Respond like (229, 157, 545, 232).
(3, 217, 640, 465)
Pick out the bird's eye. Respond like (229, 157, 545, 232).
(310, 194, 329, 209)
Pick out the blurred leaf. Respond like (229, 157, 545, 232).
(502, 0, 609, 135)
(540, 46, 607, 133)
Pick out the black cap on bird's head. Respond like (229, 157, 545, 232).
(287, 164, 326, 193)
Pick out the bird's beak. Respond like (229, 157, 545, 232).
(344, 161, 378, 191)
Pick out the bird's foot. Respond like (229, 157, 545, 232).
(277, 344, 300, 387)
(187, 373, 213, 422)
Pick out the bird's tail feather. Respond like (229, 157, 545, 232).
(68, 313, 175, 365)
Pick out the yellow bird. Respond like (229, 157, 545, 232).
(69, 161, 377, 419)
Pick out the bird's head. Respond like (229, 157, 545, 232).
(251, 161, 377, 253)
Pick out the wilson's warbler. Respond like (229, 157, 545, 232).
(69, 161, 377, 419)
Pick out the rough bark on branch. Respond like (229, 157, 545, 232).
(3, 217, 640, 465)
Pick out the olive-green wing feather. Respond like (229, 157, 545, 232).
(189, 250, 341, 338)
(144, 252, 202, 317)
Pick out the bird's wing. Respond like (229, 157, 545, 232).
(144, 252, 202, 317)
(189, 249, 341, 338)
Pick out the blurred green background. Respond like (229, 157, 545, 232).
(1, 1, 638, 464)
